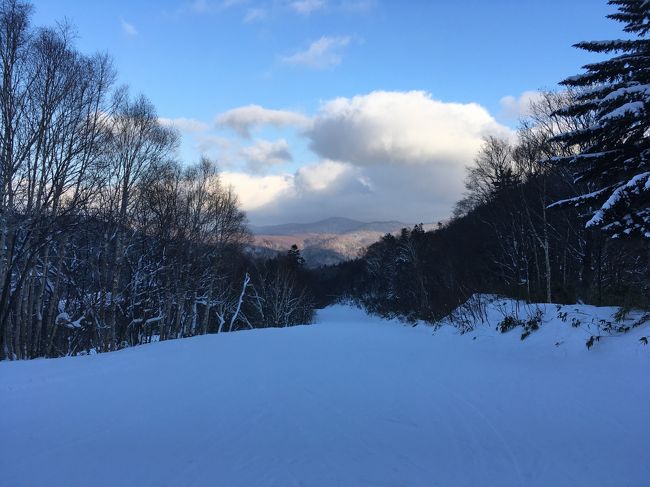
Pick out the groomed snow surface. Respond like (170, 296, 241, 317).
(1, 299, 649, 487)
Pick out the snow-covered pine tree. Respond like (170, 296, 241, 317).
(550, 0, 650, 238)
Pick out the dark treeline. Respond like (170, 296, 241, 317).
(0, 1, 314, 360)
(327, 129, 649, 322)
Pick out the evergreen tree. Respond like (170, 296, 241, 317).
(287, 244, 305, 267)
(551, 0, 650, 239)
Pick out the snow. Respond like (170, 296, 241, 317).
(1, 300, 649, 487)
(601, 83, 650, 103)
(600, 100, 645, 121)
(547, 185, 612, 209)
(587, 171, 650, 228)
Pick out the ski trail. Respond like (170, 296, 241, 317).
(449, 388, 526, 485)
(1, 304, 649, 486)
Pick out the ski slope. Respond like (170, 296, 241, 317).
(1, 301, 649, 487)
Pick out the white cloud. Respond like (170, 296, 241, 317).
(188, 0, 211, 12)
(223, 160, 366, 223)
(175, 0, 247, 15)
(120, 19, 138, 36)
(175, 0, 367, 19)
(499, 90, 545, 120)
(216, 104, 311, 137)
(197, 134, 232, 152)
(237, 91, 514, 224)
(294, 159, 350, 191)
(339, 0, 375, 12)
(159, 117, 209, 133)
(240, 139, 292, 172)
(290, 0, 327, 14)
(243, 7, 266, 22)
(221, 172, 293, 211)
(185, 91, 515, 225)
(222, 0, 247, 7)
(281, 36, 351, 69)
(246, 160, 471, 225)
(193, 135, 240, 169)
(307, 90, 513, 166)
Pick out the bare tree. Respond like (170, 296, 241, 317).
(98, 88, 178, 349)
(0, 2, 114, 358)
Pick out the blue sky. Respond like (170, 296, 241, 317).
(32, 0, 623, 224)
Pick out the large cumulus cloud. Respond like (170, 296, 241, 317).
(307, 91, 513, 166)
(213, 91, 514, 224)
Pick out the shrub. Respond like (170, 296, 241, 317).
(520, 309, 543, 340)
(497, 315, 524, 333)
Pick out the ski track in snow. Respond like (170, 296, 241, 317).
(1, 303, 649, 487)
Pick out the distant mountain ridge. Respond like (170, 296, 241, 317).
(250, 217, 410, 236)
(249, 217, 435, 267)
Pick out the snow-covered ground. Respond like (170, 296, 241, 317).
(1, 300, 649, 487)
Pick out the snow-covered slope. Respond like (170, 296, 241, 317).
(1, 301, 649, 487)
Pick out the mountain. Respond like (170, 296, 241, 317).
(250, 217, 409, 236)
(248, 217, 430, 267)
